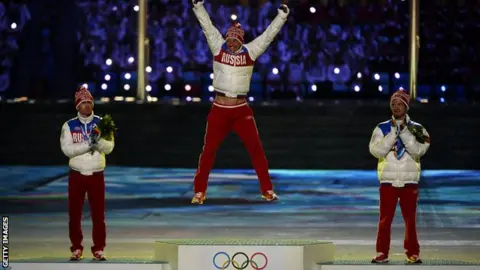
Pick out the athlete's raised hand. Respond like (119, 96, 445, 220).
(192, 0, 203, 7)
(279, 0, 289, 15)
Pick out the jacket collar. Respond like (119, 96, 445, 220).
(405, 114, 411, 123)
(78, 111, 94, 124)
(392, 114, 411, 124)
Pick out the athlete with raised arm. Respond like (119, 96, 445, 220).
(191, 0, 290, 204)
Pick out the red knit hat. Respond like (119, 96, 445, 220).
(226, 21, 244, 44)
(390, 88, 410, 110)
(75, 85, 94, 109)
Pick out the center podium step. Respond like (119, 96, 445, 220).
(154, 238, 335, 270)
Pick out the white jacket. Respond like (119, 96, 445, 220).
(60, 112, 115, 175)
(192, 2, 288, 97)
(369, 115, 430, 187)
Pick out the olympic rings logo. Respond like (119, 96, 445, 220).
(212, 251, 268, 270)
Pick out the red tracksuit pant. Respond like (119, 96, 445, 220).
(193, 102, 273, 193)
(376, 183, 420, 257)
(68, 170, 106, 253)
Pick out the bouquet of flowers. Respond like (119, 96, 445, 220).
(407, 124, 429, 144)
(90, 114, 117, 153)
(96, 114, 117, 141)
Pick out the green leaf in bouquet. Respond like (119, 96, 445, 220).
(97, 114, 117, 141)
(407, 124, 428, 144)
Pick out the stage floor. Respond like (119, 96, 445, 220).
(1, 166, 479, 265)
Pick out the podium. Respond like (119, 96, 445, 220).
(154, 239, 335, 270)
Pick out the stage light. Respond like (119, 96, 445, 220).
(106, 58, 112, 66)
(124, 84, 130, 90)
(82, 83, 88, 89)
(146, 85, 152, 92)
(354, 85, 360, 92)
(231, 14, 237, 20)
(210, 73, 214, 79)
(209, 97, 214, 102)
(394, 72, 400, 79)
(309, 7, 316, 13)
(248, 97, 254, 102)
(440, 97, 445, 103)
(166, 66, 173, 73)
(148, 96, 158, 102)
(133, 5, 139, 11)
(146, 66, 152, 73)
(441, 85, 446, 91)
(208, 85, 214, 92)
(185, 84, 191, 91)
(374, 73, 380, 80)
(378, 85, 383, 92)
(164, 84, 171, 91)
(334, 67, 340, 74)
(124, 73, 131, 80)
(311, 85, 317, 91)
(272, 68, 279, 74)
(357, 72, 362, 79)
(104, 74, 111, 81)
(186, 96, 192, 102)
(101, 84, 107, 90)
(128, 57, 134, 64)
(11, 23, 17, 29)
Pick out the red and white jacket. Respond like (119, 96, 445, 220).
(192, 2, 289, 98)
(60, 112, 115, 175)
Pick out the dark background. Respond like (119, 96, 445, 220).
(1, 101, 478, 169)
(1, 0, 479, 169)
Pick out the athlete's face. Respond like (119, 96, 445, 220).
(77, 102, 93, 116)
(226, 38, 241, 53)
(391, 99, 407, 119)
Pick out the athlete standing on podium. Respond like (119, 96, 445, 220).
(191, 0, 290, 204)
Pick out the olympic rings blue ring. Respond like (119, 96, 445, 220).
(213, 251, 230, 269)
(212, 251, 268, 270)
